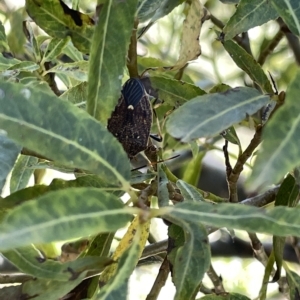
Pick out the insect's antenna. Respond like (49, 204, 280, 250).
(131, 154, 180, 172)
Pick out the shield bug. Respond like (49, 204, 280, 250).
(107, 78, 152, 159)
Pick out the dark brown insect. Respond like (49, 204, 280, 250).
(107, 78, 152, 159)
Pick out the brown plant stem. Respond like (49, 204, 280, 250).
(145, 256, 170, 300)
(206, 264, 226, 294)
(228, 125, 263, 203)
(127, 18, 139, 78)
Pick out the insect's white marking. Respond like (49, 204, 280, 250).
(127, 105, 134, 110)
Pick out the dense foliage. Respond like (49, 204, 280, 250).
(0, 0, 300, 299)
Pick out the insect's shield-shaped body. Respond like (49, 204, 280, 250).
(107, 78, 152, 159)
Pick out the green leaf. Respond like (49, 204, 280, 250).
(22, 271, 88, 300)
(0, 53, 20, 71)
(0, 135, 21, 193)
(286, 269, 300, 299)
(157, 164, 170, 207)
(44, 61, 88, 81)
(249, 70, 300, 189)
(158, 201, 300, 237)
(172, 0, 205, 70)
(0, 80, 130, 186)
(149, 76, 206, 106)
(166, 87, 270, 142)
(222, 40, 273, 93)
(199, 293, 251, 300)
(1, 61, 39, 78)
(223, 0, 278, 40)
(0, 286, 22, 299)
(221, 126, 242, 148)
(41, 36, 71, 63)
(271, 0, 300, 36)
(87, 0, 138, 124)
(25, 0, 94, 53)
(3, 246, 112, 281)
(97, 232, 141, 299)
(176, 180, 205, 202)
(164, 212, 210, 300)
(182, 151, 205, 186)
(0, 21, 9, 52)
(60, 81, 87, 108)
(0, 187, 135, 250)
(10, 155, 38, 193)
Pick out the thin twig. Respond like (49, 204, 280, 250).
(257, 29, 284, 66)
(127, 18, 139, 78)
(146, 256, 170, 300)
(206, 264, 226, 294)
(228, 125, 263, 203)
(0, 274, 33, 284)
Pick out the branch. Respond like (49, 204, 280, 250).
(206, 264, 226, 294)
(228, 125, 263, 202)
(127, 18, 139, 78)
(146, 256, 170, 300)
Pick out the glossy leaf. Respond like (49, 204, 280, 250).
(25, 0, 94, 53)
(166, 87, 270, 142)
(164, 212, 210, 300)
(271, 0, 300, 36)
(249, 70, 300, 189)
(0, 80, 130, 186)
(158, 201, 300, 238)
(10, 155, 38, 193)
(87, 0, 138, 124)
(3, 245, 112, 281)
(0, 188, 135, 250)
(149, 76, 206, 106)
(222, 40, 273, 93)
(223, 0, 278, 40)
(0, 135, 21, 193)
(22, 271, 88, 300)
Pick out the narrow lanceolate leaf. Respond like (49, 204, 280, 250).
(0, 21, 9, 52)
(223, 0, 278, 40)
(41, 37, 71, 63)
(199, 293, 251, 300)
(0, 135, 21, 193)
(0, 188, 135, 250)
(271, 0, 300, 36)
(249, 70, 300, 189)
(157, 201, 300, 238)
(164, 213, 210, 300)
(166, 87, 270, 142)
(222, 40, 273, 93)
(148, 76, 206, 106)
(25, 0, 94, 53)
(97, 233, 141, 300)
(10, 155, 38, 193)
(22, 272, 88, 300)
(44, 61, 89, 81)
(99, 216, 150, 285)
(0, 81, 130, 186)
(3, 246, 112, 281)
(172, 0, 204, 70)
(87, 0, 138, 124)
(286, 270, 300, 299)
(176, 180, 205, 202)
